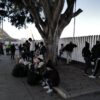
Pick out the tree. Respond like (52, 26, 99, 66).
(0, 0, 82, 63)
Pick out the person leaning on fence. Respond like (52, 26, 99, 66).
(62, 41, 77, 64)
(82, 41, 91, 74)
(89, 41, 100, 78)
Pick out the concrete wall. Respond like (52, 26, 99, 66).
(58, 35, 100, 63)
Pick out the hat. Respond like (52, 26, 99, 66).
(37, 55, 44, 61)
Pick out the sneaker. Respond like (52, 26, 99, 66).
(43, 86, 49, 89)
(88, 75, 96, 79)
(46, 89, 53, 94)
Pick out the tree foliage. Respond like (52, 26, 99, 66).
(0, 0, 82, 30)
(0, 0, 34, 28)
(0, 0, 82, 62)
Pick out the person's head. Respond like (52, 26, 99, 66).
(96, 41, 100, 45)
(85, 41, 89, 48)
(61, 44, 63, 46)
(26, 40, 29, 43)
(28, 38, 32, 42)
(70, 41, 72, 44)
(40, 42, 44, 46)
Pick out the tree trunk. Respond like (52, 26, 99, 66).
(44, 32, 60, 65)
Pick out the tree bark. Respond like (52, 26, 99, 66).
(44, 30, 60, 65)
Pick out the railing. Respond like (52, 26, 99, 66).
(58, 35, 100, 63)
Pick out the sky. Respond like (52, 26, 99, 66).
(2, 0, 100, 40)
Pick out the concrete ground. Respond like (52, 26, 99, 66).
(0, 54, 100, 100)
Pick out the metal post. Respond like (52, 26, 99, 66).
(73, 1, 76, 37)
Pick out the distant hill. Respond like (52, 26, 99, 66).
(0, 28, 18, 41)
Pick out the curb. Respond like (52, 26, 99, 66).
(65, 88, 100, 99)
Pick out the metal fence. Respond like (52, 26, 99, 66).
(58, 35, 100, 63)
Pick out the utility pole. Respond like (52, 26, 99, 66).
(73, 1, 76, 38)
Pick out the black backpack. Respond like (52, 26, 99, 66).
(27, 65, 42, 86)
(12, 63, 28, 77)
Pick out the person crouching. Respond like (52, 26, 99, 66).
(42, 60, 60, 94)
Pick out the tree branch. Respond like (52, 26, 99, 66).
(63, 0, 75, 17)
(22, 0, 27, 7)
(40, 0, 52, 24)
(72, 8, 83, 17)
(58, 0, 82, 36)
(52, 0, 64, 32)
(35, 23, 47, 40)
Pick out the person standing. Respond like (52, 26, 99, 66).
(0, 42, 4, 55)
(28, 38, 35, 63)
(10, 44, 16, 60)
(89, 41, 100, 78)
(82, 41, 91, 74)
(59, 44, 64, 58)
(39, 42, 46, 61)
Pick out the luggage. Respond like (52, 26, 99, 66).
(12, 63, 28, 77)
(27, 65, 42, 86)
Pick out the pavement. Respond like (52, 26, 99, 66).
(0, 54, 100, 100)
(57, 62, 100, 99)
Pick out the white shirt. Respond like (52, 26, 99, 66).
(30, 41, 35, 51)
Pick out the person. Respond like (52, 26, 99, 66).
(25, 40, 30, 60)
(89, 41, 100, 78)
(0, 42, 4, 55)
(39, 42, 46, 61)
(27, 54, 45, 85)
(18, 44, 23, 55)
(28, 38, 35, 63)
(62, 41, 77, 64)
(42, 60, 60, 94)
(33, 54, 44, 70)
(82, 42, 91, 74)
(10, 44, 16, 60)
(91, 41, 100, 62)
(12, 53, 30, 77)
(6, 44, 11, 55)
(59, 44, 64, 58)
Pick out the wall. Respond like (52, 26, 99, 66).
(58, 35, 100, 63)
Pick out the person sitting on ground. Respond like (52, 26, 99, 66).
(42, 60, 60, 94)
